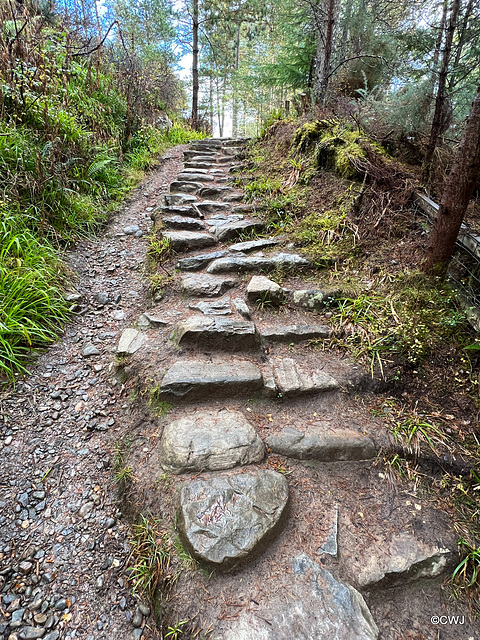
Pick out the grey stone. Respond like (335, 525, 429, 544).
(291, 289, 339, 311)
(177, 172, 215, 182)
(196, 201, 232, 214)
(181, 167, 209, 174)
(179, 470, 288, 565)
(180, 274, 236, 297)
(19, 628, 45, 639)
(132, 607, 143, 628)
(43, 633, 59, 640)
(133, 629, 143, 639)
(207, 253, 309, 274)
(232, 204, 257, 214)
(266, 427, 375, 461)
(164, 194, 197, 206)
(117, 328, 147, 355)
(177, 251, 229, 271)
(82, 344, 100, 357)
(205, 214, 244, 228)
(170, 181, 204, 194)
(260, 324, 330, 342)
(54, 598, 68, 611)
(161, 205, 199, 217)
(163, 216, 206, 231)
(11, 608, 25, 623)
(318, 505, 338, 557)
(123, 225, 140, 235)
(183, 152, 216, 161)
(163, 231, 216, 252)
(158, 360, 263, 400)
(212, 554, 378, 640)
(232, 298, 251, 319)
(215, 219, 265, 242)
(230, 238, 280, 252)
(173, 316, 259, 350)
(246, 276, 284, 305)
(94, 292, 109, 306)
(189, 298, 232, 315)
(184, 162, 213, 171)
(140, 313, 169, 328)
(160, 409, 265, 473)
(273, 358, 339, 396)
(222, 193, 244, 203)
(353, 533, 451, 588)
(223, 137, 249, 147)
(199, 186, 232, 199)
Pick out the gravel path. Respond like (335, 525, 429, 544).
(0, 145, 186, 640)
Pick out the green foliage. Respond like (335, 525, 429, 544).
(452, 539, 480, 591)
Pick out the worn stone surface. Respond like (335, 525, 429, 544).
(177, 172, 215, 183)
(117, 328, 147, 355)
(180, 273, 237, 297)
(196, 201, 232, 214)
(173, 316, 259, 350)
(246, 276, 284, 305)
(291, 289, 339, 311)
(137, 313, 169, 328)
(164, 193, 197, 206)
(160, 409, 265, 473)
(222, 193, 244, 203)
(272, 358, 339, 396)
(163, 231, 216, 252)
(230, 238, 280, 252)
(207, 253, 309, 274)
(178, 470, 288, 565)
(353, 533, 451, 588)
(260, 324, 330, 342)
(214, 219, 265, 242)
(163, 216, 206, 231)
(318, 505, 338, 557)
(205, 214, 244, 228)
(158, 360, 263, 399)
(176, 251, 229, 271)
(265, 427, 376, 461)
(170, 180, 204, 194)
(233, 298, 251, 319)
(160, 205, 200, 218)
(199, 186, 233, 199)
(189, 298, 232, 315)
(184, 162, 213, 171)
(212, 554, 378, 640)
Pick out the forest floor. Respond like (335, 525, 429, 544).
(0, 138, 479, 640)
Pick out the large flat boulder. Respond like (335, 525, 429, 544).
(212, 554, 378, 640)
(214, 219, 265, 242)
(160, 409, 265, 473)
(265, 426, 376, 461)
(164, 194, 197, 206)
(170, 180, 205, 194)
(163, 231, 216, 252)
(173, 316, 259, 350)
(117, 328, 147, 355)
(158, 360, 263, 400)
(178, 470, 288, 565)
(163, 216, 206, 231)
(176, 251, 229, 271)
(260, 324, 330, 343)
(199, 186, 233, 199)
(196, 201, 232, 214)
(177, 172, 215, 182)
(180, 273, 236, 297)
(230, 238, 280, 252)
(272, 358, 339, 396)
(189, 298, 232, 315)
(207, 253, 309, 274)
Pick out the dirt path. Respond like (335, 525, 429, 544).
(0, 146, 187, 640)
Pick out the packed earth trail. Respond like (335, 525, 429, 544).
(0, 140, 477, 640)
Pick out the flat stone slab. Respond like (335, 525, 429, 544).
(164, 194, 197, 206)
(176, 251, 229, 271)
(233, 298, 251, 319)
(291, 289, 339, 310)
(207, 253, 309, 274)
(180, 273, 237, 297)
(163, 216, 206, 231)
(183, 153, 217, 162)
(199, 186, 232, 199)
(196, 201, 232, 214)
(354, 533, 451, 589)
(260, 324, 330, 342)
(137, 312, 169, 328)
(160, 409, 265, 473)
(170, 181, 204, 194)
(265, 427, 376, 461)
(177, 172, 215, 182)
(212, 554, 378, 640)
(189, 298, 232, 315)
(158, 360, 263, 399)
(184, 162, 213, 170)
(163, 231, 216, 252)
(214, 219, 265, 242)
(247, 276, 284, 305)
(230, 238, 280, 252)
(173, 316, 258, 350)
(178, 470, 288, 565)
(181, 167, 209, 174)
(160, 205, 200, 218)
(272, 358, 339, 396)
(117, 328, 147, 355)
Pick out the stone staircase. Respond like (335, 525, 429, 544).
(115, 139, 467, 639)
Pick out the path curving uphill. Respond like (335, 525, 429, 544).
(0, 140, 475, 640)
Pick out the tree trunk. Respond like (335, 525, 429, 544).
(232, 22, 241, 138)
(313, 0, 338, 103)
(422, 84, 480, 275)
(422, 0, 460, 184)
(191, 0, 199, 128)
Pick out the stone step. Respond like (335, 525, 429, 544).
(247, 275, 284, 304)
(170, 181, 204, 194)
(207, 252, 310, 274)
(222, 137, 249, 147)
(260, 324, 331, 343)
(176, 250, 229, 271)
(183, 152, 217, 161)
(196, 201, 232, 215)
(160, 205, 201, 218)
(163, 231, 216, 252)
(189, 297, 232, 315)
(181, 167, 209, 174)
(178, 470, 288, 566)
(270, 357, 339, 397)
(176, 172, 215, 183)
(199, 186, 233, 199)
(190, 140, 222, 150)
(223, 146, 242, 156)
(157, 359, 263, 400)
(213, 218, 265, 242)
(180, 273, 237, 296)
(184, 162, 213, 170)
(230, 238, 280, 252)
(173, 316, 259, 350)
(265, 426, 376, 461)
(222, 193, 244, 203)
(163, 216, 206, 231)
(217, 156, 235, 164)
(164, 193, 197, 206)
(159, 409, 265, 474)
